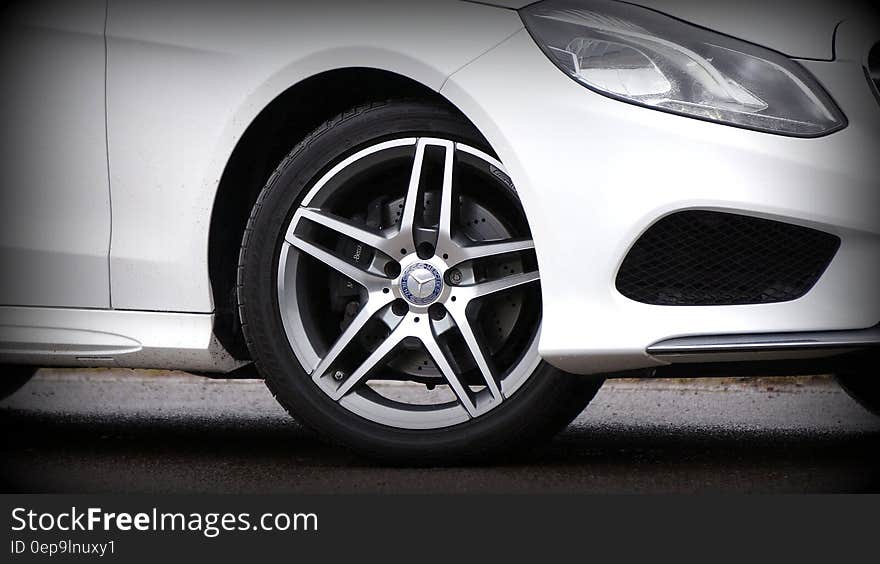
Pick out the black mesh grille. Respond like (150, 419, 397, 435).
(616, 211, 840, 306)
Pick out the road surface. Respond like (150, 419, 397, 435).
(2, 369, 879, 493)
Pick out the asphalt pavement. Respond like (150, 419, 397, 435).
(2, 369, 879, 493)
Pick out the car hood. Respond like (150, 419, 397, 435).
(479, 0, 872, 60)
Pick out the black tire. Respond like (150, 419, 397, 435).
(237, 100, 603, 463)
(837, 372, 880, 417)
(0, 365, 36, 401)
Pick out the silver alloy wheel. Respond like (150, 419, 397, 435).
(276, 137, 541, 429)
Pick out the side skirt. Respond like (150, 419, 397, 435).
(0, 306, 245, 373)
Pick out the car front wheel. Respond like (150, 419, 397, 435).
(237, 100, 603, 462)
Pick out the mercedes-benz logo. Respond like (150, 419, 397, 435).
(400, 263, 443, 305)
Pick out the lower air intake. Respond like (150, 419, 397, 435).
(616, 210, 840, 306)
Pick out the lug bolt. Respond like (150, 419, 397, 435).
(447, 268, 463, 285)
(428, 303, 446, 320)
(384, 261, 401, 278)
(392, 299, 409, 316)
(332, 370, 345, 381)
(417, 241, 435, 259)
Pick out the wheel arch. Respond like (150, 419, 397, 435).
(208, 67, 481, 359)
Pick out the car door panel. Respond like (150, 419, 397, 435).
(0, 0, 111, 308)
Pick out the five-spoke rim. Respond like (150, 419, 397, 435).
(277, 138, 541, 429)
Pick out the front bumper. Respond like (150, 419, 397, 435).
(442, 25, 880, 375)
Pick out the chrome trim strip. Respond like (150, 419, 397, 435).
(648, 326, 880, 355)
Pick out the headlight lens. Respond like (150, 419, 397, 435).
(521, 0, 846, 136)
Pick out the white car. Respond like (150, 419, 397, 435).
(1, 0, 878, 460)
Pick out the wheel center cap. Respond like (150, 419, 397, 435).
(400, 262, 443, 305)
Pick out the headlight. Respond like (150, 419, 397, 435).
(521, 0, 846, 136)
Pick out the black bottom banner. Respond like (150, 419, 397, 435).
(1, 494, 876, 562)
